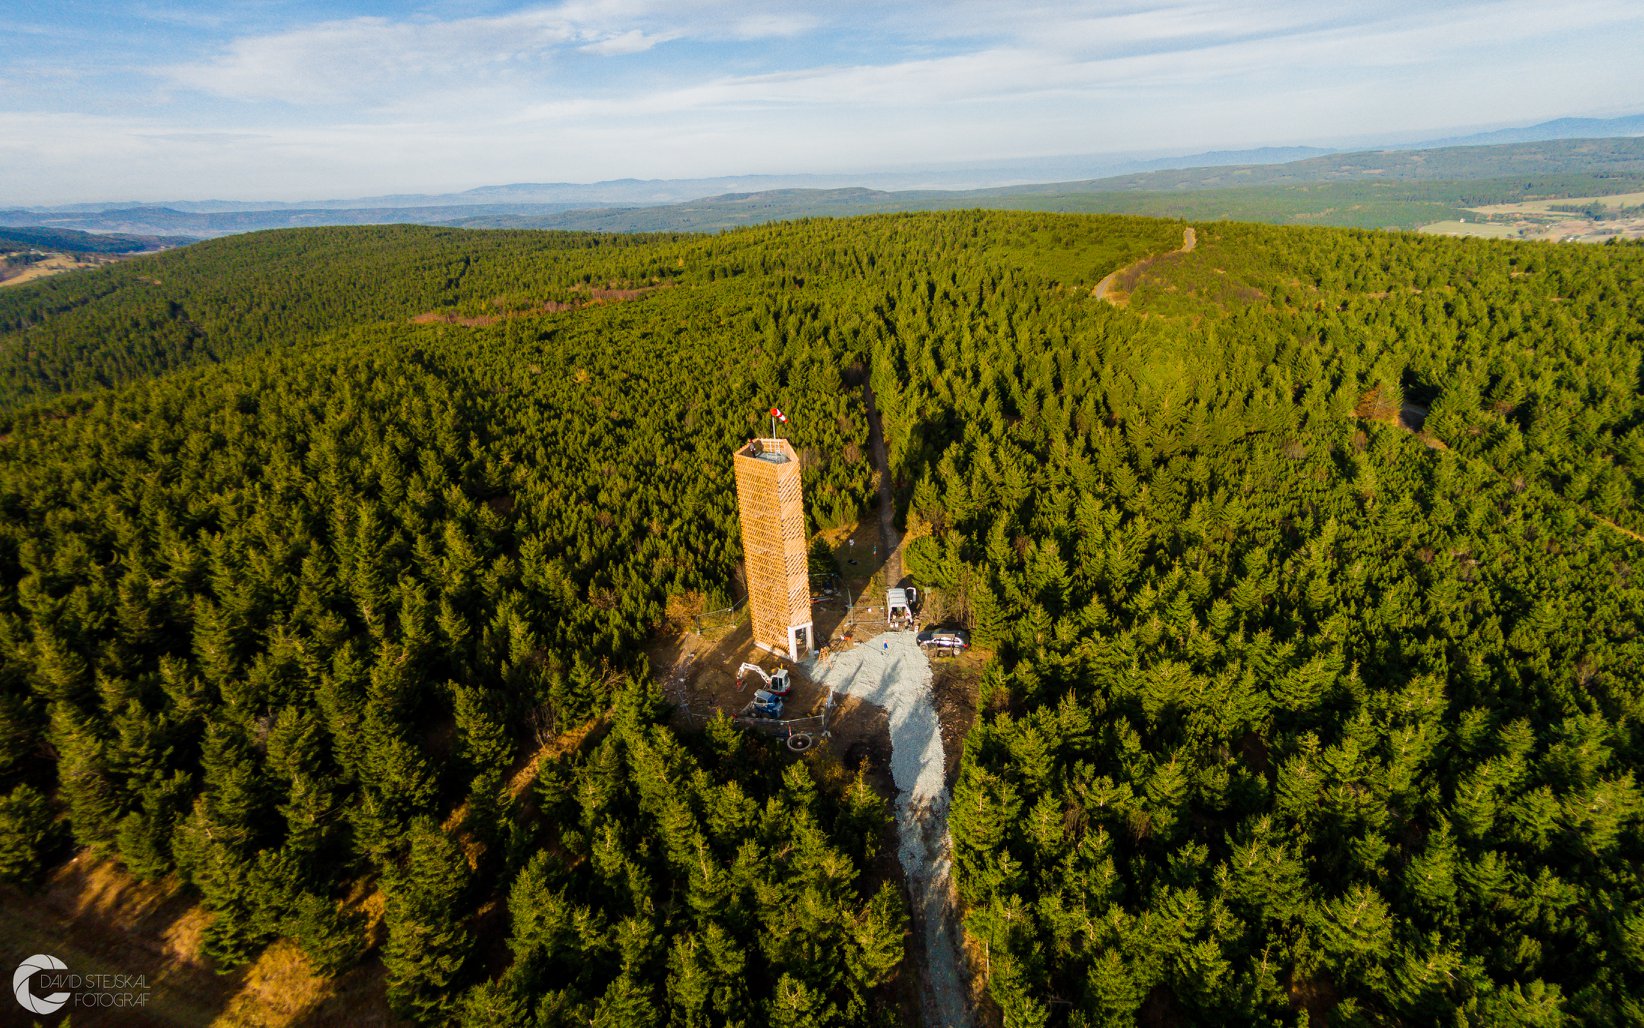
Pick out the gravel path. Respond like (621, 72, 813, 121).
(813, 631, 972, 1028)
(1094, 224, 1196, 302)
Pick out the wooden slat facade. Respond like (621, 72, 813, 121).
(733, 438, 814, 657)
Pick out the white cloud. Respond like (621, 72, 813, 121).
(4, 0, 1643, 203)
(579, 29, 671, 55)
(165, 13, 571, 105)
(162, 1, 823, 106)
(720, 12, 820, 40)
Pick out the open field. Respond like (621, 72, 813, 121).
(0, 227, 177, 287)
(1468, 189, 1644, 215)
(1420, 215, 1644, 242)
(0, 252, 106, 286)
(1420, 186, 1644, 241)
(1415, 219, 1521, 239)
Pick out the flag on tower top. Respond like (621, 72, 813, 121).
(770, 407, 788, 423)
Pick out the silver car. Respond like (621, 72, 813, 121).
(918, 628, 970, 656)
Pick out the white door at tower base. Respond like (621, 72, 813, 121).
(788, 624, 811, 659)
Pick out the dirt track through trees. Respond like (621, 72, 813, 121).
(814, 633, 973, 1028)
(841, 376, 973, 1027)
(1094, 224, 1196, 302)
(862, 380, 903, 587)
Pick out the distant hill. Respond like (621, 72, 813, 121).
(445, 139, 1644, 234)
(0, 203, 594, 237)
(449, 146, 1342, 203)
(1406, 112, 1644, 149)
(0, 224, 191, 254)
(993, 136, 1644, 194)
(8, 146, 1343, 220)
(9, 132, 1644, 238)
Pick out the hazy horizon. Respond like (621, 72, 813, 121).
(5, 0, 1644, 206)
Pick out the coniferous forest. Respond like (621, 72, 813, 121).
(0, 212, 1640, 1026)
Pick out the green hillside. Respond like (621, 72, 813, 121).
(0, 225, 699, 407)
(0, 213, 1641, 1025)
(0, 225, 190, 255)
(1007, 136, 1644, 192)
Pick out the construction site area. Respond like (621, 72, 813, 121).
(646, 396, 987, 1028)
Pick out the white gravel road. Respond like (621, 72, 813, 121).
(812, 631, 973, 1028)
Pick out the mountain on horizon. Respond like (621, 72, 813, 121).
(4, 113, 1642, 239)
(1402, 112, 1644, 150)
(451, 146, 1341, 205)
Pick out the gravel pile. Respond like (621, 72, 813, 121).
(813, 631, 972, 1028)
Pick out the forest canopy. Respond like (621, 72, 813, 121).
(0, 212, 1640, 1025)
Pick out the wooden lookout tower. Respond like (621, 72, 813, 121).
(733, 437, 814, 660)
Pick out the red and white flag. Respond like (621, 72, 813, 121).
(770, 407, 788, 423)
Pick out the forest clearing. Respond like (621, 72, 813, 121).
(0, 251, 113, 287)
(654, 366, 985, 1026)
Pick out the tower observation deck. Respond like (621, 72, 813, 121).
(733, 437, 814, 660)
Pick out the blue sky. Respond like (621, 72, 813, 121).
(3, 0, 1642, 204)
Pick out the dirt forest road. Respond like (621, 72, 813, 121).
(1094, 224, 1196, 302)
(815, 633, 973, 1028)
(850, 378, 975, 1028)
(862, 380, 903, 586)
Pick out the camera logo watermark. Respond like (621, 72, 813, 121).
(13, 954, 68, 1015)
(12, 953, 148, 1015)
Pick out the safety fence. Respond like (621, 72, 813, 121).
(670, 680, 839, 752)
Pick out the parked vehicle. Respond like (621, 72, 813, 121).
(887, 586, 919, 629)
(917, 627, 970, 656)
(748, 689, 785, 719)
